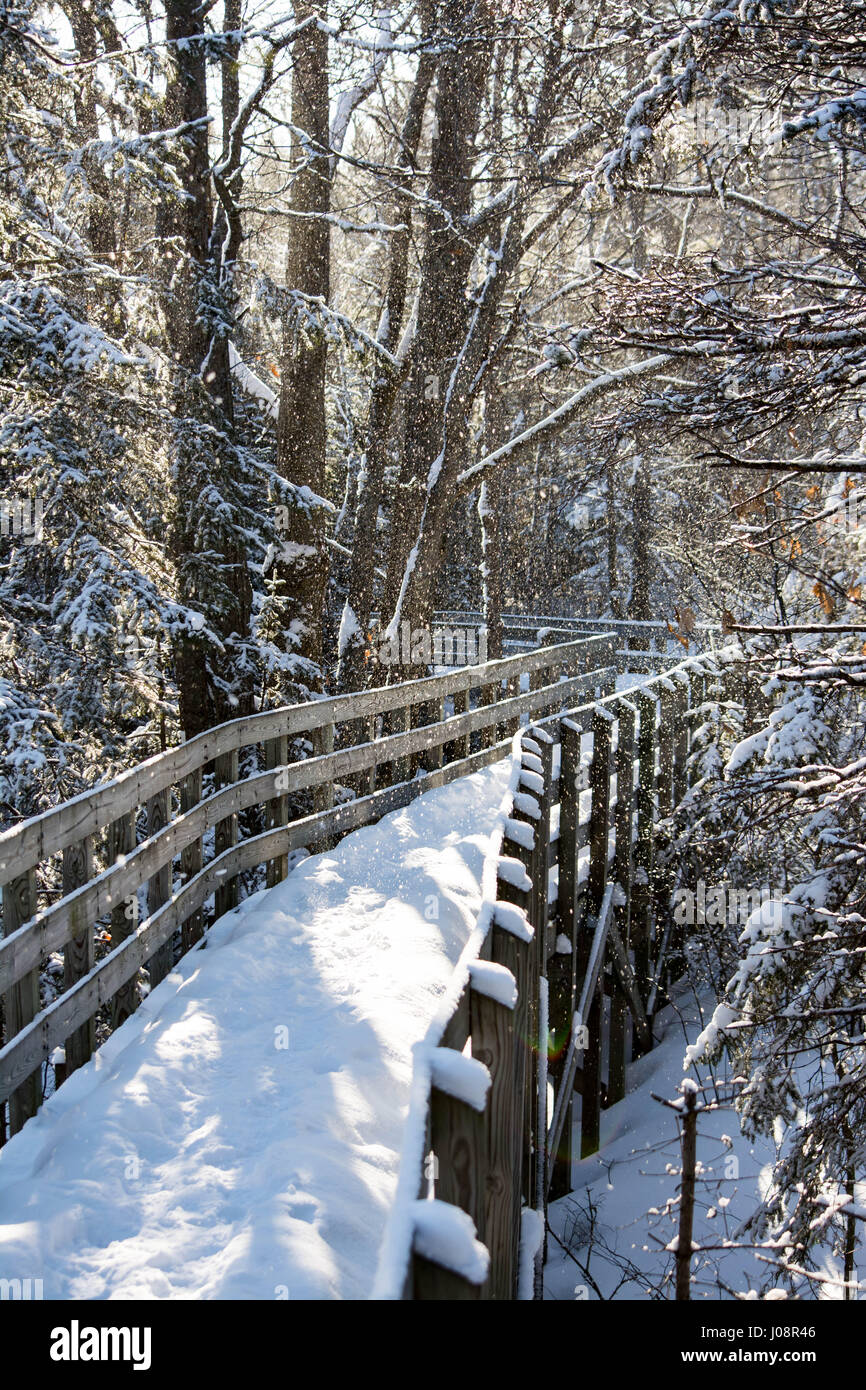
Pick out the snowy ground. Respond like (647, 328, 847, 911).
(0, 760, 511, 1300)
(544, 987, 854, 1301)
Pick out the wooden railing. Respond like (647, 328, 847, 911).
(399, 650, 730, 1299)
(431, 610, 720, 654)
(0, 632, 616, 1141)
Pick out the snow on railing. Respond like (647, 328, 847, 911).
(374, 721, 557, 1301)
(0, 634, 617, 1141)
(380, 648, 735, 1299)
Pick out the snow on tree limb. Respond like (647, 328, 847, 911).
(456, 354, 674, 491)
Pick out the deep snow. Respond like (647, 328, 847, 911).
(0, 759, 511, 1300)
(544, 987, 857, 1300)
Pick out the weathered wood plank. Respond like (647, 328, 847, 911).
(412, 1253, 481, 1300)
(440, 987, 470, 1053)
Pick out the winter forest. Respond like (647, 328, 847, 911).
(1, 0, 866, 1315)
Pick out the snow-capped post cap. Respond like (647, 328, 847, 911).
(429, 1047, 491, 1113)
(411, 1200, 490, 1286)
(518, 767, 544, 796)
(468, 959, 518, 1010)
(496, 855, 532, 895)
(504, 816, 535, 852)
(492, 900, 534, 943)
(512, 790, 541, 821)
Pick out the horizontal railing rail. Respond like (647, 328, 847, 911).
(0, 633, 616, 1138)
(432, 609, 721, 633)
(0, 634, 614, 887)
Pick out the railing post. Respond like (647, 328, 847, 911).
(525, 727, 553, 1281)
(609, 700, 636, 1105)
(451, 688, 471, 759)
(656, 680, 675, 818)
(580, 706, 613, 1159)
(470, 962, 518, 1299)
(214, 750, 239, 918)
(548, 719, 578, 1199)
(62, 836, 94, 1075)
(380, 704, 411, 785)
(672, 674, 689, 807)
(583, 707, 612, 970)
(480, 679, 499, 750)
(632, 690, 657, 1023)
(500, 676, 520, 739)
(653, 681, 676, 999)
(667, 675, 691, 981)
(263, 738, 288, 888)
(491, 855, 534, 1288)
(180, 769, 205, 949)
(2, 868, 40, 1136)
(417, 1051, 488, 1300)
(502, 796, 539, 1223)
(145, 788, 173, 986)
(311, 722, 335, 814)
(425, 698, 446, 772)
(354, 715, 376, 794)
(108, 810, 138, 1029)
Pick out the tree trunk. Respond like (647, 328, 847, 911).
(380, 0, 495, 662)
(338, 51, 436, 692)
(273, 3, 332, 689)
(631, 454, 652, 622)
(157, 0, 252, 737)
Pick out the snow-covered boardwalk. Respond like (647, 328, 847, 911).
(0, 761, 511, 1300)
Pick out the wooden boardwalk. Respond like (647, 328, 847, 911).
(0, 616, 731, 1300)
